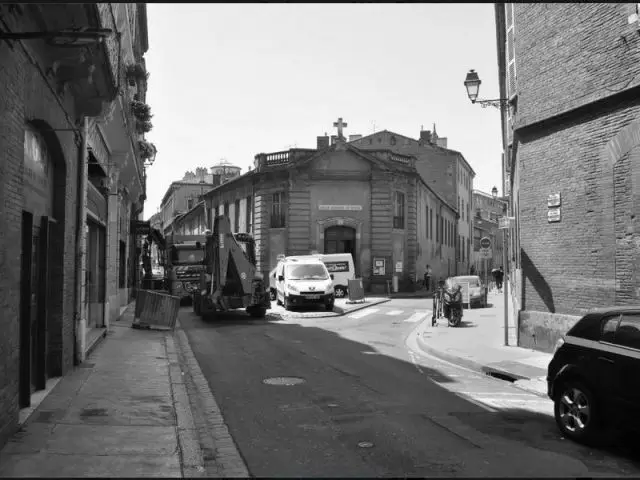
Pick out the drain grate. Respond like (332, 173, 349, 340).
(263, 377, 305, 386)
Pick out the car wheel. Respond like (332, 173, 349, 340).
(283, 296, 291, 311)
(334, 286, 347, 298)
(554, 380, 601, 445)
(270, 289, 276, 301)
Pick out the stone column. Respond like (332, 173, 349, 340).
(106, 166, 122, 326)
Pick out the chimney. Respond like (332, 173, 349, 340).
(317, 135, 330, 150)
(419, 130, 432, 144)
(349, 134, 362, 142)
(436, 137, 448, 148)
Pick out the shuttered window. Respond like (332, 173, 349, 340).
(506, 3, 517, 100)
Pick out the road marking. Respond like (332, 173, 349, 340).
(348, 308, 379, 319)
(404, 311, 431, 323)
(407, 350, 424, 374)
(455, 393, 498, 413)
(385, 310, 404, 316)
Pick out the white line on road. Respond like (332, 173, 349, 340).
(404, 311, 431, 323)
(407, 350, 424, 374)
(385, 310, 404, 316)
(348, 308, 380, 319)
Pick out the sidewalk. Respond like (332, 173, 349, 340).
(415, 292, 551, 398)
(0, 303, 207, 477)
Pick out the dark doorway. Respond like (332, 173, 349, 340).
(86, 220, 106, 329)
(324, 226, 356, 259)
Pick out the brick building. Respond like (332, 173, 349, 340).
(350, 127, 475, 278)
(496, 3, 640, 351)
(199, 128, 458, 293)
(0, 3, 149, 448)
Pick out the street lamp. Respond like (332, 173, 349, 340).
(464, 69, 511, 110)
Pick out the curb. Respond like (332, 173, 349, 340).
(415, 326, 548, 399)
(333, 297, 391, 315)
(173, 319, 251, 478)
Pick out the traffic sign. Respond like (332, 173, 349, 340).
(480, 237, 491, 249)
(479, 249, 492, 259)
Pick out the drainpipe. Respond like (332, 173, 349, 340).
(74, 116, 89, 365)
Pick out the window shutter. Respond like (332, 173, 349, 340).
(505, 3, 517, 100)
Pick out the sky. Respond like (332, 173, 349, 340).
(143, 3, 503, 220)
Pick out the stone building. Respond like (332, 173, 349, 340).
(350, 126, 475, 278)
(496, 3, 640, 351)
(159, 163, 241, 236)
(0, 3, 149, 448)
(200, 125, 458, 293)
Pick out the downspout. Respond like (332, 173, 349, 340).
(74, 116, 89, 365)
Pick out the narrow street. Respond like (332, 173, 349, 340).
(179, 301, 640, 477)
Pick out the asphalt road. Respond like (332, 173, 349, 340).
(179, 299, 640, 477)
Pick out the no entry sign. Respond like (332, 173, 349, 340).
(480, 237, 491, 249)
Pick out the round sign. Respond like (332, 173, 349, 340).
(480, 237, 491, 249)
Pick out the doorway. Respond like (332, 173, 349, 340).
(86, 220, 106, 329)
(324, 226, 356, 260)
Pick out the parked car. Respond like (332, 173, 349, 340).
(447, 275, 487, 308)
(275, 256, 335, 311)
(547, 306, 640, 445)
(311, 253, 356, 298)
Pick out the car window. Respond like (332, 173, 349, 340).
(614, 314, 640, 350)
(600, 315, 620, 343)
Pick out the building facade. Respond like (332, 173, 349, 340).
(0, 3, 149, 449)
(350, 127, 475, 278)
(159, 163, 242, 236)
(471, 190, 507, 282)
(496, 3, 640, 351)
(200, 135, 458, 293)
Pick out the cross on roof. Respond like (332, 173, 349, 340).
(333, 117, 348, 139)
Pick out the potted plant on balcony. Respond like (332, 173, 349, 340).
(125, 63, 149, 87)
(130, 100, 152, 122)
(136, 120, 153, 134)
(138, 140, 157, 163)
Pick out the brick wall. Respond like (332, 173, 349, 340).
(515, 3, 640, 128)
(0, 37, 80, 447)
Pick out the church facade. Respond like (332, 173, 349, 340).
(201, 129, 458, 293)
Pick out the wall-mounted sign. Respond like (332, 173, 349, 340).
(373, 257, 386, 276)
(395, 261, 403, 273)
(547, 193, 561, 208)
(548, 208, 561, 223)
(133, 220, 151, 236)
(318, 204, 363, 211)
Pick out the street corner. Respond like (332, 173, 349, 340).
(267, 303, 341, 321)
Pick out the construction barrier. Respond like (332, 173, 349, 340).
(347, 278, 366, 303)
(133, 289, 181, 330)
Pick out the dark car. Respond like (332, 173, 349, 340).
(547, 306, 640, 445)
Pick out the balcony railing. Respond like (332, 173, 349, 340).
(254, 148, 316, 171)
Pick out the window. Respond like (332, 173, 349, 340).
(234, 199, 240, 232)
(601, 315, 621, 343)
(246, 195, 252, 233)
(430, 209, 433, 240)
(436, 214, 440, 242)
(440, 217, 444, 245)
(467, 238, 470, 264)
(615, 314, 640, 350)
(467, 203, 470, 221)
(270, 192, 286, 228)
(187, 198, 194, 210)
(393, 192, 405, 229)
(390, 136, 397, 146)
(425, 208, 429, 239)
(224, 202, 229, 218)
(461, 199, 465, 220)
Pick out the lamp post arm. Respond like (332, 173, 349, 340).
(473, 98, 511, 110)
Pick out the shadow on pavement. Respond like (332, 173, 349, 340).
(179, 306, 640, 476)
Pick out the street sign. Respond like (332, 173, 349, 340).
(498, 216, 514, 229)
(480, 237, 491, 249)
(480, 248, 492, 259)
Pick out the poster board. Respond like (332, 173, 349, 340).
(373, 257, 386, 276)
(459, 282, 471, 310)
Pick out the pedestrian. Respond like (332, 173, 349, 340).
(470, 265, 476, 275)
(424, 264, 433, 291)
(496, 266, 504, 292)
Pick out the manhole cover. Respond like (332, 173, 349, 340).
(263, 377, 305, 386)
(358, 441, 374, 448)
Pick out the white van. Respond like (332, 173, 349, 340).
(275, 256, 335, 311)
(312, 253, 355, 298)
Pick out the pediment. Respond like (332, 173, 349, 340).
(308, 149, 373, 174)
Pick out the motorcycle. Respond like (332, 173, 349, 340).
(443, 283, 463, 327)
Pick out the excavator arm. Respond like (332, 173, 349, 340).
(208, 215, 257, 304)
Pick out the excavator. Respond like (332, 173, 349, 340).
(193, 215, 271, 319)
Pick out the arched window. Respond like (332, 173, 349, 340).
(23, 125, 55, 220)
(390, 136, 397, 146)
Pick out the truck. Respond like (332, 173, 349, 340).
(165, 234, 206, 304)
(193, 215, 271, 319)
